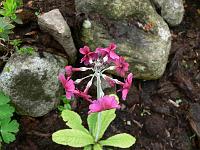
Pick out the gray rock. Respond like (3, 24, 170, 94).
(0, 51, 68, 117)
(38, 9, 77, 64)
(76, 0, 171, 80)
(152, 0, 184, 26)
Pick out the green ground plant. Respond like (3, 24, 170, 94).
(0, 0, 22, 23)
(10, 39, 35, 55)
(0, 91, 19, 147)
(58, 95, 72, 112)
(0, 17, 14, 41)
(0, 0, 22, 42)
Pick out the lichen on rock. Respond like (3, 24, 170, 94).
(76, 0, 172, 80)
(0, 51, 68, 117)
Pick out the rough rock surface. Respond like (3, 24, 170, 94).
(0, 52, 68, 117)
(38, 9, 76, 64)
(152, 0, 184, 26)
(76, 0, 171, 80)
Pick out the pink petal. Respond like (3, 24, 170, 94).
(89, 101, 102, 113)
(109, 43, 117, 51)
(58, 73, 67, 87)
(88, 96, 120, 114)
(80, 56, 90, 65)
(124, 62, 129, 68)
(127, 73, 133, 84)
(65, 79, 75, 91)
(89, 52, 98, 60)
(66, 91, 73, 99)
(79, 46, 90, 54)
(65, 66, 73, 76)
(110, 51, 119, 60)
(122, 89, 129, 100)
(96, 47, 107, 57)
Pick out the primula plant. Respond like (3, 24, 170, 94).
(52, 43, 136, 150)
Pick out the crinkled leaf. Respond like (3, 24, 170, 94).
(93, 144, 102, 150)
(0, 91, 10, 105)
(61, 109, 89, 133)
(83, 145, 92, 150)
(62, 109, 82, 123)
(0, 118, 19, 144)
(99, 133, 136, 148)
(87, 111, 97, 137)
(52, 129, 94, 147)
(0, 104, 15, 119)
(87, 109, 116, 140)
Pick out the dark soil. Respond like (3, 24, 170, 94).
(1, 0, 200, 150)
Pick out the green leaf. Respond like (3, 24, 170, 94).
(93, 144, 103, 150)
(10, 39, 22, 47)
(99, 133, 136, 148)
(87, 112, 97, 136)
(64, 104, 71, 110)
(61, 110, 89, 133)
(0, 91, 10, 105)
(0, 0, 19, 21)
(52, 129, 94, 147)
(62, 109, 82, 123)
(13, 15, 22, 24)
(87, 109, 116, 140)
(0, 17, 14, 41)
(0, 118, 19, 144)
(0, 104, 15, 119)
(58, 106, 64, 112)
(18, 47, 34, 55)
(83, 145, 92, 150)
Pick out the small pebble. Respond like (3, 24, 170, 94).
(127, 121, 131, 126)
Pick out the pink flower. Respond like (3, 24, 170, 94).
(79, 46, 98, 65)
(120, 73, 133, 100)
(58, 73, 75, 99)
(88, 96, 120, 114)
(74, 90, 92, 102)
(65, 66, 73, 76)
(95, 43, 119, 61)
(105, 43, 119, 60)
(114, 57, 129, 77)
(95, 47, 107, 57)
(65, 66, 82, 76)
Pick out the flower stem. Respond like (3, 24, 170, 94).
(95, 112, 101, 142)
(95, 73, 104, 142)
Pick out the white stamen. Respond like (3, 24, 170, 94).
(101, 66, 116, 73)
(74, 74, 93, 84)
(80, 67, 92, 71)
(103, 56, 108, 62)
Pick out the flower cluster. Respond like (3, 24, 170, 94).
(59, 43, 133, 113)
